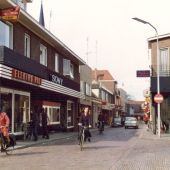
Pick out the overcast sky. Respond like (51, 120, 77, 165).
(27, 0, 170, 100)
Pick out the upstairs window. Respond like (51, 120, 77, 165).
(160, 48, 169, 76)
(24, 33, 30, 58)
(63, 59, 74, 79)
(0, 21, 13, 49)
(55, 53, 59, 72)
(40, 44, 47, 66)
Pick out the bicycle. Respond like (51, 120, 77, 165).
(78, 123, 86, 151)
(98, 121, 104, 134)
(0, 130, 16, 155)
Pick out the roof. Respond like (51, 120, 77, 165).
(1, 0, 86, 65)
(126, 100, 144, 105)
(92, 69, 115, 81)
(148, 33, 170, 42)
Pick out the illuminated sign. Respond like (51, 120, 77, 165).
(12, 69, 42, 85)
(50, 74, 63, 85)
(0, 6, 20, 22)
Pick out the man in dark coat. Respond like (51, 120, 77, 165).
(41, 108, 49, 139)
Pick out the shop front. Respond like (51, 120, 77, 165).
(0, 62, 83, 135)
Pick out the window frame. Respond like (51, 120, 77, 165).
(55, 53, 59, 72)
(24, 33, 30, 58)
(0, 21, 13, 49)
(40, 44, 47, 66)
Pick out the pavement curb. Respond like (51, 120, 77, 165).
(13, 127, 106, 150)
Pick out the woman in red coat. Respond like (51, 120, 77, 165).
(0, 111, 10, 143)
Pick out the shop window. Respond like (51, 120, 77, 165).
(0, 21, 13, 49)
(43, 106, 60, 124)
(49, 107, 60, 124)
(67, 101, 74, 127)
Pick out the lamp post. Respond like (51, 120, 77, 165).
(132, 17, 161, 137)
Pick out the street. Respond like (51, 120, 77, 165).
(1, 123, 170, 170)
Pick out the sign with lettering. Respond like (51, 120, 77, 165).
(50, 74, 63, 85)
(12, 69, 42, 85)
(136, 70, 150, 77)
(0, 6, 20, 22)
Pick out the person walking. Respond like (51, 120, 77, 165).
(32, 107, 39, 141)
(41, 107, 49, 139)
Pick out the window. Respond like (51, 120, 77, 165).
(24, 33, 30, 58)
(101, 90, 105, 101)
(55, 53, 59, 72)
(0, 21, 13, 49)
(85, 83, 91, 96)
(49, 107, 60, 124)
(63, 59, 70, 75)
(43, 106, 60, 124)
(160, 48, 169, 76)
(40, 44, 47, 66)
(63, 59, 74, 79)
(80, 81, 85, 93)
(70, 63, 74, 79)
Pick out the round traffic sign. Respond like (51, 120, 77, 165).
(154, 94, 163, 103)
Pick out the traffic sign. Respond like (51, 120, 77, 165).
(154, 94, 163, 103)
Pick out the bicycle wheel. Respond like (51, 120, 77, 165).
(0, 138, 13, 155)
(80, 132, 84, 151)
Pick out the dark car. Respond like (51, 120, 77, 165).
(111, 117, 123, 127)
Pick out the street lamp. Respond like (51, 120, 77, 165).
(132, 17, 161, 137)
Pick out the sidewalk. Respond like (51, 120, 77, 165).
(14, 127, 103, 150)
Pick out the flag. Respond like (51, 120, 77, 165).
(39, 1, 45, 27)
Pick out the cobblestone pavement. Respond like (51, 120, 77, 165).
(111, 125, 170, 170)
(1, 124, 170, 170)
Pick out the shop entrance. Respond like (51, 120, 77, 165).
(0, 87, 30, 134)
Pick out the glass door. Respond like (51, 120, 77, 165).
(67, 101, 74, 128)
(14, 94, 30, 132)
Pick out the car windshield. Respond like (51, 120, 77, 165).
(114, 118, 121, 122)
(125, 117, 136, 121)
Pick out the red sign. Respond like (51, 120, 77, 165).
(136, 70, 150, 77)
(0, 6, 20, 22)
(12, 69, 42, 85)
(154, 94, 164, 104)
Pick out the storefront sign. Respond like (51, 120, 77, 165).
(0, 6, 20, 22)
(12, 69, 42, 85)
(50, 74, 63, 85)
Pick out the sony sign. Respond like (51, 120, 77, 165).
(50, 74, 63, 85)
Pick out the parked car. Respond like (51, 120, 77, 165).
(111, 117, 123, 127)
(124, 117, 139, 129)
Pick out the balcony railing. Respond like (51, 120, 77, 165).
(151, 65, 170, 77)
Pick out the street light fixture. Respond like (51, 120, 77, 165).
(132, 17, 161, 137)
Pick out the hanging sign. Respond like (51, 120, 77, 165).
(0, 6, 20, 22)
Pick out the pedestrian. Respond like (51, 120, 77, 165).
(41, 107, 49, 139)
(32, 107, 39, 141)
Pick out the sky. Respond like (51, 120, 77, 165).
(26, 0, 170, 100)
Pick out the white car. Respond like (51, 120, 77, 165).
(124, 117, 139, 129)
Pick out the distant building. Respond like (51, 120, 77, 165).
(126, 100, 144, 118)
